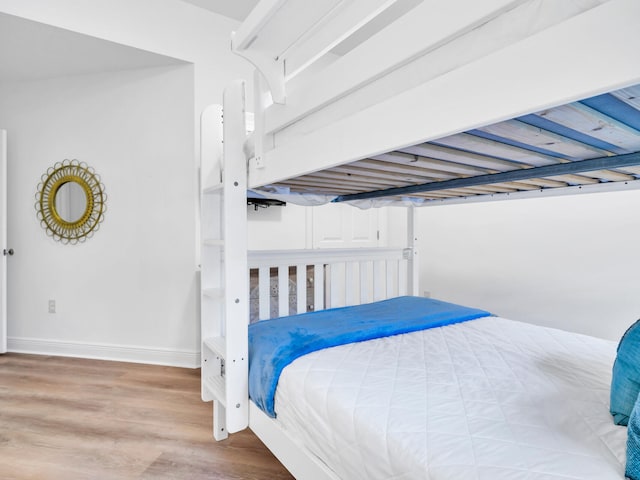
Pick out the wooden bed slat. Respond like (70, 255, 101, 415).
(306, 170, 405, 188)
(355, 159, 459, 180)
(282, 176, 388, 191)
(547, 174, 600, 185)
(330, 164, 440, 183)
(611, 85, 640, 112)
(479, 119, 611, 159)
(617, 165, 640, 176)
(494, 181, 542, 191)
(276, 182, 363, 194)
(280, 184, 362, 195)
(400, 141, 530, 171)
(375, 151, 490, 176)
(433, 132, 560, 167)
(334, 152, 640, 202)
(586, 170, 635, 182)
(516, 177, 568, 188)
(534, 103, 640, 153)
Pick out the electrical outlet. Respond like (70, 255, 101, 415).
(48, 299, 56, 314)
(423, 291, 431, 298)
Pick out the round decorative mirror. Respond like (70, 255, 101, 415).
(35, 159, 106, 244)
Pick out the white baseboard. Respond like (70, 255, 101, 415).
(7, 337, 200, 368)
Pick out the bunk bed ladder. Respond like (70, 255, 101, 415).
(200, 81, 249, 441)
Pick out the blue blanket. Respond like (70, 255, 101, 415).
(248, 296, 491, 417)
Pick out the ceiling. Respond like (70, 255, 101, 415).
(0, 13, 185, 83)
(180, 0, 259, 21)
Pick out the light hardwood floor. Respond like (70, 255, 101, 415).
(0, 353, 294, 480)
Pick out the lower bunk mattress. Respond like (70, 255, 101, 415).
(269, 315, 627, 479)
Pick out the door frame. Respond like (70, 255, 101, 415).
(1, 129, 7, 353)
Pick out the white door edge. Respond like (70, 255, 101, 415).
(1, 129, 7, 354)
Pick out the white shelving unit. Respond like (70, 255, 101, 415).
(200, 82, 249, 441)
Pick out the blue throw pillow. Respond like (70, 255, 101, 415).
(611, 319, 640, 426)
(627, 393, 640, 480)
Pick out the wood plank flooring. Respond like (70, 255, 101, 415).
(0, 353, 294, 480)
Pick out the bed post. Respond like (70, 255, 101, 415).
(250, 70, 273, 171)
(407, 206, 419, 296)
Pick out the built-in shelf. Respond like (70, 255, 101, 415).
(203, 336, 226, 358)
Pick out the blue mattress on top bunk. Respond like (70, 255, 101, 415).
(248, 295, 492, 417)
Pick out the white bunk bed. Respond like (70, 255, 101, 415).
(201, 1, 640, 478)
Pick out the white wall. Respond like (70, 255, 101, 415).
(248, 203, 309, 250)
(416, 190, 640, 341)
(0, 65, 197, 365)
(0, 1, 254, 365)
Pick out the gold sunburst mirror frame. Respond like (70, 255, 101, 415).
(35, 159, 107, 244)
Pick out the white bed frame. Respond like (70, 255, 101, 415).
(199, 84, 418, 438)
(201, 0, 640, 477)
(239, 0, 640, 190)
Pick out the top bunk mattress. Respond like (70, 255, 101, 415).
(272, 316, 627, 480)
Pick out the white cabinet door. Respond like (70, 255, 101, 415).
(312, 203, 384, 248)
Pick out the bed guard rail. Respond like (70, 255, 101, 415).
(248, 247, 413, 322)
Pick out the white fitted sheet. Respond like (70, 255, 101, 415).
(273, 317, 627, 480)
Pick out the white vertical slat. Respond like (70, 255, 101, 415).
(248, 249, 410, 314)
(278, 266, 289, 317)
(386, 260, 398, 299)
(296, 264, 307, 314)
(222, 80, 249, 434)
(373, 260, 386, 301)
(314, 264, 325, 311)
(329, 263, 346, 308)
(359, 260, 371, 304)
(345, 261, 358, 306)
(398, 259, 408, 296)
(258, 267, 270, 320)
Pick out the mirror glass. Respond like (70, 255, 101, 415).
(55, 181, 87, 223)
